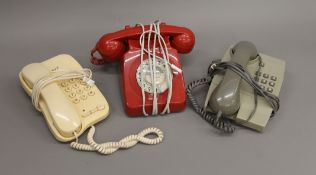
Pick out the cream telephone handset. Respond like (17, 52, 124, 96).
(19, 54, 110, 142)
(187, 41, 285, 132)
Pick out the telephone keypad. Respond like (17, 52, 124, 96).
(254, 69, 279, 95)
(59, 78, 97, 104)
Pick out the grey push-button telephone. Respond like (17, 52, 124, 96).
(187, 41, 285, 133)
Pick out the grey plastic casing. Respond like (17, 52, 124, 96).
(209, 41, 258, 116)
(204, 42, 285, 131)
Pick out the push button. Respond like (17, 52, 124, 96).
(261, 79, 267, 84)
(259, 62, 265, 67)
(269, 82, 275, 87)
(263, 73, 269, 78)
(60, 82, 68, 87)
(255, 71, 262, 76)
(69, 78, 76, 83)
(267, 87, 273, 93)
(72, 84, 79, 89)
(73, 98, 80, 104)
(271, 76, 277, 81)
(65, 87, 72, 92)
(69, 93, 76, 98)
(88, 91, 95, 96)
(260, 85, 265, 90)
(76, 89, 83, 94)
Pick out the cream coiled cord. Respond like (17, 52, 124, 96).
(70, 126, 164, 155)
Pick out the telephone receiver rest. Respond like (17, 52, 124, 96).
(91, 23, 195, 64)
(209, 41, 258, 116)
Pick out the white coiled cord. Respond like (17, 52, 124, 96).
(70, 126, 164, 155)
(137, 21, 180, 116)
(31, 68, 94, 111)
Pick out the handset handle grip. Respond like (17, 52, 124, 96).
(209, 41, 258, 116)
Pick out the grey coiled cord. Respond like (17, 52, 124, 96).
(186, 59, 280, 133)
(186, 76, 235, 133)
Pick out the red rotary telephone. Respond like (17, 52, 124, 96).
(90, 22, 195, 116)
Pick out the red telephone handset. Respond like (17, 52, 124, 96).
(91, 23, 195, 116)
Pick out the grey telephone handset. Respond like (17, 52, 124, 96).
(187, 41, 285, 133)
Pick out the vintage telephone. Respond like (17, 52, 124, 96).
(19, 54, 163, 155)
(187, 41, 285, 132)
(90, 21, 195, 116)
(19, 54, 110, 142)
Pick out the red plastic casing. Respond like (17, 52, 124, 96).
(91, 23, 195, 116)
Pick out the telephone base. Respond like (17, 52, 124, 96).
(204, 47, 285, 132)
(20, 54, 110, 142)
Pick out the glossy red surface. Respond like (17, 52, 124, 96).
(90, 23, 195, 116)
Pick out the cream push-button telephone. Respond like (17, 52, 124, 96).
(19, 54, 164, 155)
(187, 41, 285, 132)
(19, 54, 110, 142)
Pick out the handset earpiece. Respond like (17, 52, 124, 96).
(170, 31, 195, 54)
(209, 41, 258, 116)
(94, 36, 127, 62)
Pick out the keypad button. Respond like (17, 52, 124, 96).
(271, 76, 277, 81)
(60, 82, 68, 87)
(254, 77, 259, 82)
(84, 85, 91, 91)
(267, 87, 273, 93)
(261, 79, 267, 84)
(80, 81, 87, 85)
(65, 87, 72, 92)
(260, 62, 265, 67)
(255, 71, 262, 76)
(269, 82, 275, 87)
(76, 89, 83, 94)
(80, 94, 87, 100)
(69, 78, 76, 83)
(72, 84, 79, 89)
(73, 98, 80, 104)
(88, 91, 95, 96)
(260, 85, 265, 90)
(69, 93, 76, 98)
(263, 73, 269, 78)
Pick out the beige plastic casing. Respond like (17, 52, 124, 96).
(19, 54, 110, 142)
(204, 47, 285, 132)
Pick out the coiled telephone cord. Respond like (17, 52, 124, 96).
(70, 126, 164, 155)
(186, 77, 235, 133)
